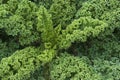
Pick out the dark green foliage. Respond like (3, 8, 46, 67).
(76, 0, 120, 19)
(0, 0, 40, 46)
(92, 57, 120, 80)
(28, 66, 46, 80)
(76, 0, 120, 34)
(73, 35, 120, 80)
(30, 0, 53, 9)
(50, 53, 102, 80)
(0, 0, 120, 80)
(0, 39, 19, 60)
(49, 0, 77, 27)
